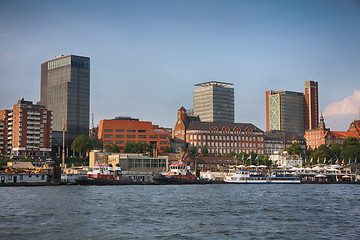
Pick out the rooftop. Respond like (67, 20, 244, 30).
(194, 81, 233, 87)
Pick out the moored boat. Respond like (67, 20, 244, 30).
(224, 170, 301, 184)
(75, 164, 152, 185)
(153, 162, 212, 184)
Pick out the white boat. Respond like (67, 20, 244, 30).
(224, 170, 301, 184)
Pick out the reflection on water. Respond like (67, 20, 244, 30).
(1, 185, 359, 239)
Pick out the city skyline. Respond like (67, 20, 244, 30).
(1, 0, 360, 131)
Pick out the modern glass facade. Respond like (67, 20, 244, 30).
(40, 55, 90, 146)
(266, 90, 305, 135)
(193, 81, 234, 122)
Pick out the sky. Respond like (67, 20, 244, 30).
(0, 0, 359, 131)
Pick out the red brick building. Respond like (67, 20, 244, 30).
(98, 117, 170, 152)
(4, 98, 52, 159)
(304, 115, 360, 149)
(174, 107, 265, 155)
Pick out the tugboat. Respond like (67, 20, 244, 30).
(75, 164, 146, 185)
(153, 150, 212, 184)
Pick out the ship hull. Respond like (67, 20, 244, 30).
(153, 174, 215, 184)
(74, 176, 153, 185)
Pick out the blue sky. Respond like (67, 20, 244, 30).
(0, 0, 359, 131)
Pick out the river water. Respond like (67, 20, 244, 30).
(1, 184, 359, 239)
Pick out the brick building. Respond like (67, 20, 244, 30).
(5, 98, 52, 159)
(174, 107, 265, 155)
(0, 110, 11, 155)
(304, 115, 360, 149)
(98, 117, 170, 152)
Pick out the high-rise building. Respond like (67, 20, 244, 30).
(0, 110, 11, 155)
(305, 80, 319, 130)
(39, 54, 90, 147)
(266, 90, 305, 135)
(193, 81, 234, 122)
(6, 98, 52, 159)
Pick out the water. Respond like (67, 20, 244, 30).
(1, 185, 359, 239)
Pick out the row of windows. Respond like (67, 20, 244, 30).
(104, 134, 167, 139)
(203, 148, 264, 155)
(190, 141, 264, 148)
(103, 140, 169, 146)
(104, 129, 147, 133)
(188, 135, 263, 141)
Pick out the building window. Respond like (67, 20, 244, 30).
(104, 129, 113, 132)
(116, 135, 124, 138)
(104, 134, 113, 138)
(127, 130, 136, 132)
(138, 135, 147, 139)
(116, 129, 124, 132)
(149, 135, 157, 139)
(138, 130, 147, 133)
(116, 140, 124, 144)
(127, 135, 135, 138)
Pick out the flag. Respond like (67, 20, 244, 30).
(349, 159, 351, 165)
(247, 155, 251, 160)
(336, 159, 338, 164)
(255, 155, 258, 161)
(342, 159, 344, 165)
(328, 158, 332, 164)
(323, 158, 326, 164)
(242, 155, 244, 161)
(233, 155, 237, 162)
(310, 158, 313, 163)
(355, 159, 357, 164)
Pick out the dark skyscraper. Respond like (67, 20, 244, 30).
(305, 80, 319, 130)
(39, 54, 90, 147)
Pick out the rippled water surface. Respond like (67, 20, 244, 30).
(1, 185, 360, 239)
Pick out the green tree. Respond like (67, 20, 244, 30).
(90, 138, 103, 150)
(105, 143, 120, 153)
(341, 137, 360, 163)
(288, 142, 302, 156)
(330, 143, 341, 161)
(71, 134, 92, 157)
(124, 141, 152, 153)
(201, 145, 209, 154)
(311, 144, 331, 163)
(189, 146, 198, 155)
(163, 146, 172, 153)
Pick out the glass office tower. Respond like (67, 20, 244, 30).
(266, 90, 305, 135)
(39, 55, 90, 146)
(193, 81, 234, 122)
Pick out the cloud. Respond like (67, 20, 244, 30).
(323, 90, 360, 117)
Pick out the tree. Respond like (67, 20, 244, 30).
(189, 146, 198, 155)
(71, 134, 92, 157)
(311, 144, 331, 163)
(341, 137, 360, 163)
(201, 145, 209, 154)
(163, 146, 172, 153)
(124, 141, 152, 153)
(288, 142, 302, 156)
(90, 138, 103, 150)
(105, 143, 120, 153)
(330, 143, 341, 160)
